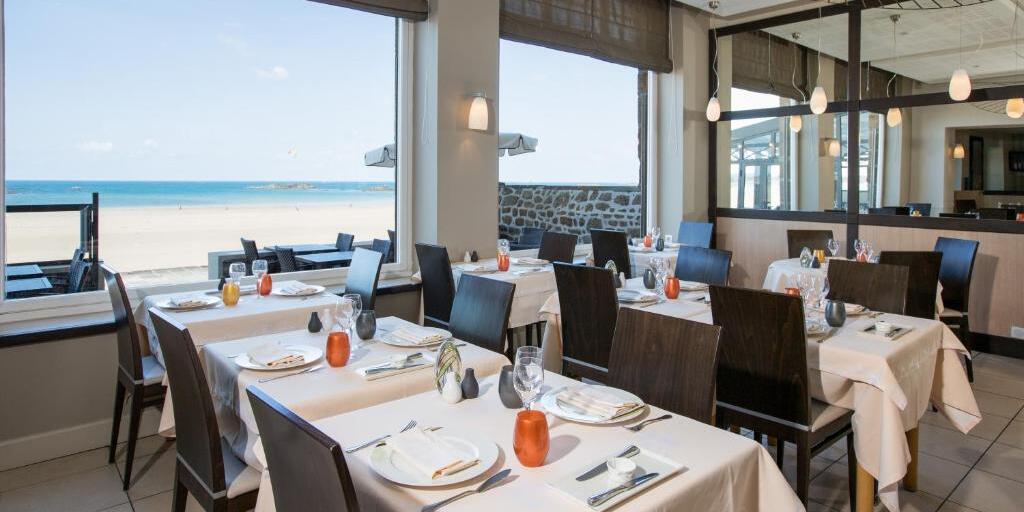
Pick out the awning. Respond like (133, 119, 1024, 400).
(497, 132, 538, 157)
(363, 143, 397, 168)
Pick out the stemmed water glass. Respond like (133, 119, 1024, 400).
(251, 260, 268, 299)
(651, 256, 668, 296)
(826, 238, 840, 258)
(513, 346, 544, 410)
(334, 295, 355, 332)
(342, 293, 362, 343)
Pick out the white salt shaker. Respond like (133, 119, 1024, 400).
(463, 250, 473, 263)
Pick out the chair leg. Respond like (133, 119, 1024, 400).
(108, 380, 126, 463)
(847, 432, 858, 511)
(171, 463, 188, 512)
(904, 428, 919, 492)
(962, 315, 973, 382)
(775, 439, 785, 470)
(122, 387, 144, 490)
(534, 322, 544, 347)
(796, 436, 811, 506)
(856, 463, 875, 512)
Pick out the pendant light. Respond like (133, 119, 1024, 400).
(885, 15, 903, 127)
(1009, 2, 1023, 118)
(706, 97, 721, 122)
(809, 7, 828, 114)
(790, 115, 803, 132)
(953, 143, 966, 159)
(948, 7, 972, 101)
(706, 6, 721, 122)
(790, 32, 805, 133)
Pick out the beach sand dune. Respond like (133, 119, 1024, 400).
(5, 202, 395, 284)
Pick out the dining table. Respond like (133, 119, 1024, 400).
(252, 370, 803, 512)
(449, 259, 558, 329)
(627, 244, 679, 276)
(295, 250, 355, 270)
(263, 243, 338, 255)
(5, 276, 54, 298)
(5, 264, 44, 279)
(539, 277, 980, 512)
(201, 316, 510, 472)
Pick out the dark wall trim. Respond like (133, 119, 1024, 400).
(859, 214, 1024, 234)
(973, 332, 1024, 360)
(983, 190, 1024, 196)
(716, 208, 846, 224)
(0, 318, 116, 349)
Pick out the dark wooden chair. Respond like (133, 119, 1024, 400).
(102, 264, 166, 490)
(449, 274, 516, 359)
(906, 202, 932, 216)
(786, 230, 834, 258)
(878, 251, 942, 319)
(590, 228, 632, 279)
(607, 308, 721, 424)
(370, 238, 392, 258)
(149, 309, 260, 512)
(68, 249, 94, 293)
(934, 236, 980, 381)
(826, 259, 909, 315)
(867, 206, 910, 216)
(386, 229, 397, 263)
(344, 247, 383, 311)
(954, 199, 977, 214)
(516, 227, 545, 250)
(673, 246, 731, 286)
(240, 238, 260, 275)
(709, 285, 856, 507)
(978, 208, 1013, 220)
(553, 262, 618, 383)
(415, 243, 456, 328)
(335, 233, 354, 252)
(537, 231, 578, 264)
(247, 388, 359, 512)
(273, 247, 300, 273)
(677, 221, 713, 248)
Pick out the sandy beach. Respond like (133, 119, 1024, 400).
(5, 202, 395, 284)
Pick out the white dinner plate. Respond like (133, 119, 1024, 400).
(271, 284, 325, 297)
(234, 345, 323, 371)
(540, 385, 647, 425)
(156, 296, 222, 311)
(368, 428, 499, 487)
(805, 321, 829, 336)
(379, 327, 453, 348)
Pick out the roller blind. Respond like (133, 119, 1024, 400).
(499, 0, 673, 73)
(730, 31, 808, 101)
(309, 0, 427, 21)
(833, 61, 902, 101)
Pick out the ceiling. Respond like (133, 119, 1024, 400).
(675, 0, 812, 18)
(757, 0, 1023, 85)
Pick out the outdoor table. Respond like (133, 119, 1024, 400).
(5, 264, 44, 280)
(264, 243, 338, 255)
(5, 277, 53, 297)
(295, 250, 355, 269)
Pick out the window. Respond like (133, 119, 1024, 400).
(728, 88, 791, 210)
(497, 40, 644, 243)
(2, 0, 400, 299)
(833, 112, 882, 211)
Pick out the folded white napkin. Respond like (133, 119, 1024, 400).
(617, 290, 658, 303)
(679, 281, 709, 292)
(810, 303, 866, 314)
(168, 295, 209, 308)
(515, 257, 549, 265)
(385, 428, 478, 479)
(279, 282, 318, 295)
(248, 343, 304, 367)
(389, 327, 447, 346)
(556, 386, 642, 420)
(460, 265, 493, 273)
(355, 353, 433, 381)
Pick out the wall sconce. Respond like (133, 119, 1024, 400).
(468, 93, 489, 132)
(952, 143, 965, 159)
(822, 138, 840, 158)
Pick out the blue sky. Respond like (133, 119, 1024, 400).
(4, 0, 639, 184)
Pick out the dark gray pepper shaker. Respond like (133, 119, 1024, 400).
(824, 300, 847, 327)
(355, 310, 377, 340)
(498, 365, 523, 408)
(655, 237, 665, 251)
(643, 268, 657, 289)
(461, 368, 479, 399)
(307, 311, 322, 333)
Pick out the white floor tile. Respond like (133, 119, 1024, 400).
(937, 503, 980, 512)
(950, 469, 1024, 512)
(920, 409, 1012, 441)
(971, 390, 1024, 419)
(914, 452, 972, 498)
(0, 465, 128, 512)
(974, 445, 1024, 484)
(0, 446, 110, 493)
(131, 489, 204, 512)
(124, 443, 177, 500)
(970, 371, 1024, 400)
(917, 422, 992, 466)
(971, 354, 1024, 381)
(995, 420, 1024, 450)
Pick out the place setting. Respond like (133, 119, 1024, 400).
(271, 281, 326, 297)
(156, 294, 223, 311)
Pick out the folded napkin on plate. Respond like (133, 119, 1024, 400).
(556, 386, 642, 420)
(389, 327, 447, 346)
(679, 281, 708, 292)
(810, 303, 865, 314)
(168, 296, 209, 308)
(460, 265, 493, 273)
(617, 290, 658, 303)
(515, 257, 549, 265)
(279, 282, 318, 295)
(248, 343, 304, 367)
(385, 427, 478, 479)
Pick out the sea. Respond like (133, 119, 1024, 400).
(4, 180, 395, 208)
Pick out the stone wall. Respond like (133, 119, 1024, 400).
(498, 183, 643, 243)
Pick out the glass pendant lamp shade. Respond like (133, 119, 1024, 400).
(827, 139, 841, 158)
(952, 143, 966, 159)
(948, 69, 972, 101)
(468, 95, 489, 131)
(885, 107, 902, 127)
(809, 86, 828, 114)
(789, 115, 803, 133)
(706, 97, 721, 122)
(1007, 98, 1024, 119)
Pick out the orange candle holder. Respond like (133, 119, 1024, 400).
(222, 281, 240, 306)
(258, 274, 273, 296)
(643, 234, 653, 248)
(325, 331, 350, 367)
(814, 249, 826, 264)
(1017, 212, 1024, 222)
(513, 410, 549, 467)
(664, 276, 680, 299)
(497, 253, 511, 272)
(785, 287, 801, 297)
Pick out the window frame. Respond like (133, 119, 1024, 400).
(0, 5, 415, 322)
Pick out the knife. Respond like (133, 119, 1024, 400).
(575, 445, 640, 481)
(587, 472, 659, 507)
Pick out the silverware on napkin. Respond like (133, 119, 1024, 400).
(421, 468, 512, 512)
(575, 445, 639, 481)
(344, 420, 417, 453)
(257, 364, 323, 383)
(623, 414, 672, 432)
(364, 353, 426, 375)
(587, 472, 659, 507)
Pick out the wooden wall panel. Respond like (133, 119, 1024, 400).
(715, 217, 847, 289)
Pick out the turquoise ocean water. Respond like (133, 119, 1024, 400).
(4, 180, 395, 208)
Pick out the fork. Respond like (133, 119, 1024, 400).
(623, 414, 672, 432)
(257, 364, 323, 383)
(344, 420, 417, 453)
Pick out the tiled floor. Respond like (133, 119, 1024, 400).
(0, 352, 1022, 512)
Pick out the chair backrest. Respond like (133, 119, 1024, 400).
(673, 246, 731, 286)
(878, 251, 942, 319)
(677, 221, 713, 248)
(553, 262, 618, 381)
(709, 285, 812, 427)
(335, 233, 354, 252)
(953, 199, 977, 213)
(386, 229, 396, 263)
(607, 308, 721, 424)
(978, 208, 1013, 220)
(149, 309, 227, 494)
(939, 212, 977, 219)
(868, 206, 910, 216)
(517, 227, 544, 248)
(101, 264, 144, 382)
(933, 236, 979, 312)
(415, 243, 456, 325)
(786, 230, 834, 258)
(240, 238, 260, 270)
(345, 248, 383, 310)
(449, 274, 515, 356)
(67, 249, 92, 293)
(537, 231, 578, 264)
(370, 238, 392, 257)
(906, 203, 932, 216)
(590, 229, 632, 279)
(247, 388, 359, 512)
(826, 259, 909, 314)
(274, 247, 299, 273)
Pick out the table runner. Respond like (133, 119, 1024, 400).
(253, 372, 803, 512)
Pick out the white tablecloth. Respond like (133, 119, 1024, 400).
(452, 261, 556, 329)
(628, 245, 679, 276)
(762, 258, 944, 315)
(202, 316, 510, 473)
(254, 371, 802, 512)
(540, 278, 980, 512)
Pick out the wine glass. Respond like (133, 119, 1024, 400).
(334, 296, 355, 332)
(652, 226, 662, 240)
(251, 260, 268, 299)
(826, 238, 839, 258)
(342, 293, 362, 343)
(513, 354, 545, 410)
(651, 256, 668, 296)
